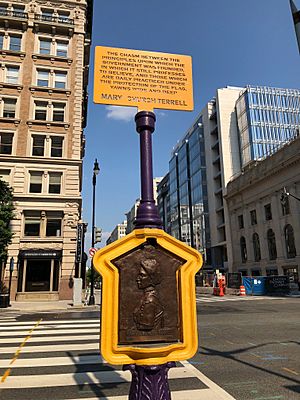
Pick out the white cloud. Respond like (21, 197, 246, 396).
(105, 106, 137, 122)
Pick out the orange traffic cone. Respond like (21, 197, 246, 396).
(239, 285, 246, 296)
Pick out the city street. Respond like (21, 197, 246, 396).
(0, 295, 299, 400)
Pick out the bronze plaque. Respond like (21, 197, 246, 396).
(113, 240, 185, 345)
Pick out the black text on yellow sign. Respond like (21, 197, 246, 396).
(94, 46, 194, 112)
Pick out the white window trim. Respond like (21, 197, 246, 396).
(35, 67, 68, 89)
(29, 133, 65, 158)
(0, 129, 16, 155)
(0, 63, 21, 85)
(28, 169, 64, 194)
(1, 32, 23, 52)
(33, 99, 67, 123)
(37, 35, 70, 58)
(0, 96, 18, 119)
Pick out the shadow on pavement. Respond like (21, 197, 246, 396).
(67, 351, 128, 398)
(199, 343, 300, 392)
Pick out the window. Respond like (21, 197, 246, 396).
(46, 218, 61, 236)
(34, 101, 47, 120)
(29, 171, 43, 193)
(284, 224, 296, 258)
(52, 102, 65, 121)
(264, 203, 272, 220)
(9, 35, 21, 51)
(250, 209, 257, 225)
(0, 169, 10, 184)
(5, 66, 19, 84)
(54, 71, 67, 89)
(0, 34, 3, 49)
(41, 8, 53, 20)
(36, 69, 68, 89)
(48, 172, 61, 194)
(34, 101, 66, 122)
(51, 136, 63, 157)
(39, 38, 51, 55)
(240, 236, 247, 263)
(252, 233, 261, 262)
(238, 214, 244, 229)
(32, 135, 45, 156)
(0, 132, 13, 154)
(24, 212, 41, 236)
(24, 211, 63, 238)
(267, 229, 277, 260)
(38, 37, 69, 58)
(2, 98, 16, 118)
(266, 268, 278, 276)
(56, 41, 68, 57)
(37, 70, 49, 87)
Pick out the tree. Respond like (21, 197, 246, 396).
(0, 179, 14, 261)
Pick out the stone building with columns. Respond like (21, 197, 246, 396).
(225, 136, 300, 285)
(0, 0, 93, 301)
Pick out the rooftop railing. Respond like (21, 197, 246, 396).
(34, 14, 74, 25)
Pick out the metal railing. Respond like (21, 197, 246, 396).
(0, 9, 27, 19)
(34, 14, 74, 25)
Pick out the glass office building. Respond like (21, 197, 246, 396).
(167, 116, 211, 263)
(236, 86, 300, 167)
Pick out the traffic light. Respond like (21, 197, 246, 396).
(94, 227, 102, 243)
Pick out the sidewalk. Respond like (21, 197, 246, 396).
(0, 300, 100, 313)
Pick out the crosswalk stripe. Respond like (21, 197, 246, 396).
(2, 334, 100, 344)
(55, 389, 215, 400)
(0, 319, 99, 326)
(0, 317, 236, 400)
(0, 355, 105, 368)
(0, 343, 99, 354)
(0, 328, 99, 337)
(0, 366, 194, 389)
(0, 323, 99, 331)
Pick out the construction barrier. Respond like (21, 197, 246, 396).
(239, 285, 246, 296)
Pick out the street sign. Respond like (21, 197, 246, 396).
(93, 228, 203, 366)
(89, 247, 97, 258)
(94, 46, 193, 112)
(75, 223, 84, 263)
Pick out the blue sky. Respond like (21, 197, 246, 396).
(82, 0, 300, 246)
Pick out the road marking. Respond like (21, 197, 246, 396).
(0, 327, 99, 336)
(0, 366, 194, 388)
(181, 360, 236, 399)
(0, 318, 42, 384)
(0, 323, 99, 331)
(282, 367, 298, 376)
(0, 342, 99, 354)
(0, 319, 98, 326)
(3, 334, 100, 344)
(0, 355, 105, 368)
(49, 389, 222, 400)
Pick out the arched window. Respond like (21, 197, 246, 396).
(284, 224, 296, 258)
(267, 229, 277, 260)
(240, 236, 247, 263)
(253, 233, 261, 261)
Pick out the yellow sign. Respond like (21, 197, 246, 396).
(94, 46, 193, 112)
(93, 228, 202, 366)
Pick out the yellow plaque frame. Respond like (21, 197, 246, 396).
(93, 228, 202, 365)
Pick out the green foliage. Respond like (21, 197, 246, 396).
(0, 179, 14, 260)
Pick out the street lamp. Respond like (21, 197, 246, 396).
(89, 159, 100, 305)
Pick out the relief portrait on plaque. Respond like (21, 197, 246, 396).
(113, 241, 186, 345)
(134, 259, 164, 331)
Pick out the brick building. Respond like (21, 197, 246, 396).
(0, 0, 93, 301)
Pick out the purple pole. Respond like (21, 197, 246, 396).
(134, 111, 162, 229)
(124, 362, 176, 400)
(123, 111, 174, 399)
